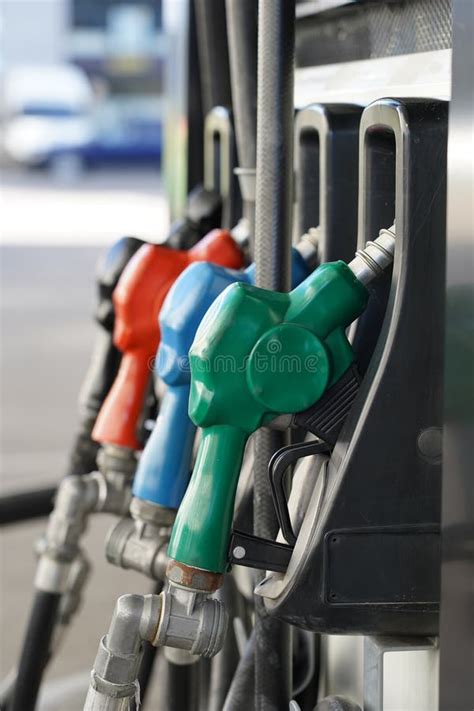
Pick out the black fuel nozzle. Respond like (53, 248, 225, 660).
(163, 184, 222, 251)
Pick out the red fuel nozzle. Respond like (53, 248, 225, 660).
(92, 229, 244, 450)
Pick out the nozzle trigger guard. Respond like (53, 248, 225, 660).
(269, 439, 331, 546)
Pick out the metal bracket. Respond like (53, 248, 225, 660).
(228, 530, 293, 573)
(203, 106, 237, 228)
(293, 103, 361, 263)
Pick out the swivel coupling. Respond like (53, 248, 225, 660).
(154, 583, 228, 659)
(105, 516, 170, 581)
(35, 446, 135, 595)
(85, 594, 161, 711)
(84, 587, 227, 709)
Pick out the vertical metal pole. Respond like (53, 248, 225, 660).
(253, 1, 295, 708)
(254, 0, 294, 292)
(226, 0, 258, 242)
(226, 0, 258, 172)
(439, 1, 474, 708)
(193, 0, 232, 116)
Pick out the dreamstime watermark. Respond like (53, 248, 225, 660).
(147, 338, 322, 376)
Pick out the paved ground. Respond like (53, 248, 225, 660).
(0, 168, 167, 709)
(1, 166, 168, 246)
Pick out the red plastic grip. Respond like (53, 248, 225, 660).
(92, 229, 243, 450)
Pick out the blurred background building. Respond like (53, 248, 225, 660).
(1, 0, 165, 176)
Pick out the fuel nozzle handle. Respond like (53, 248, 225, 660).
(66, 237, 144, 477)
(80, 237, 145, 420)
(164, 185, 223, 250)
(75, 186, 223, 429)
(92, 230, 244, 452)
(167, 225, 396, 576)
(67, 194, 225, 476)
(132, 246, 311, 513)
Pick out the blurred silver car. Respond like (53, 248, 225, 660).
(3, 63, 94, 169)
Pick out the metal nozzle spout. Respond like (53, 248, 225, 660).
(348, 224, 396, 285)
(296, 226, 321, 271)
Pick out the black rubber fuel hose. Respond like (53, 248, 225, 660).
(10, 590, 61, 711)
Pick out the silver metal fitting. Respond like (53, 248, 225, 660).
(230, 216, 251, 257)
(58, 553, 91, 624)
(296, 226, 321, 270)
(105, 516, 169, 581)
(35, 445, 135, 594)
(105, 496, 175, 579)
(96, 445, 136, 513)
(35, 475, 100, 593)
(234, 167, 256, 203)
(130, 496, 176, 527)
(234, 168, 256, 250)
(84, 585, 226, 709)
(84, 593, 161, 711)
(84, 679, 137, 711)
(40, 553, 92, 659)
(97, 444, 137, 479)
(153, 582, 228, 659)
(166, 558, 224, 593)
(348, 224, 396, 285)
(164, 647, 200, 666)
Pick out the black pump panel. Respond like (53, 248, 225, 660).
(260, 98, 448, 637)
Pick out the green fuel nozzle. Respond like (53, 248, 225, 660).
(167, 226, 395, 579)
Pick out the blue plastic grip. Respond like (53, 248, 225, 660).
(132, 263, 243, 507)
(133, 383, 195, 508)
